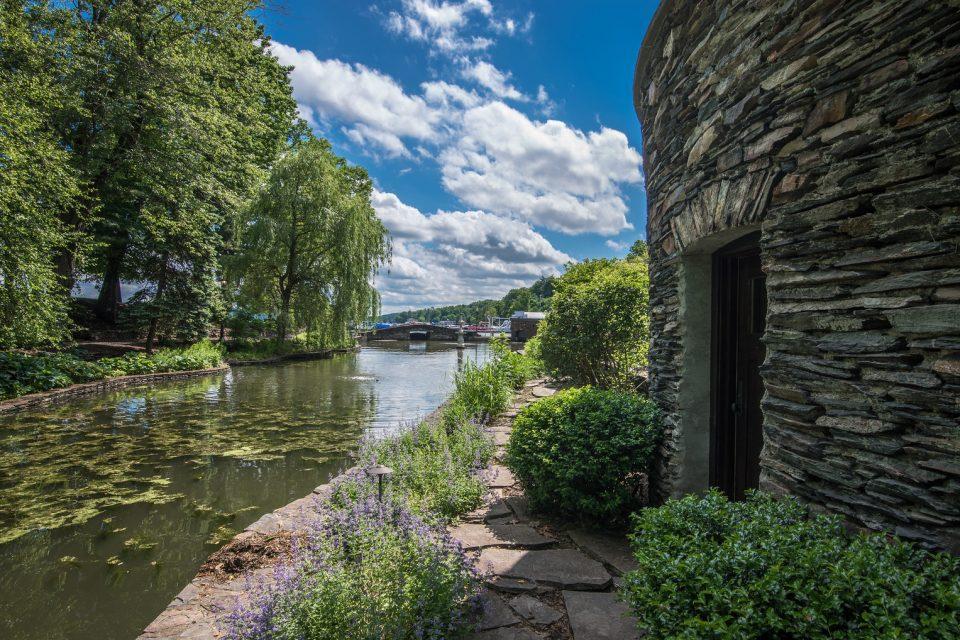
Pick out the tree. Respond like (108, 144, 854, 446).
(538, 256, 651, 390)
(47, 0, 296, 323)
(0, 1, 80, 347)
(628, 239, 649, 261)
(238, 136, 391, 344)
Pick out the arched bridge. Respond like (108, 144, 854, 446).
(364, 323, 477, 341)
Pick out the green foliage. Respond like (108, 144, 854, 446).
(506, 387, 661, 524)
(538, 256, 651, 390)
(623, 490, 960, 639)
(2, 0, 297, 343)
(0, 0, 79, 348)
(379, 276, 555, 325)
(97, 341, 224, 377)
(237, 135, 391, 343)
(0, 342, 223, 399)
(441, 360, 512, 433)
(227, 498, 480, 640)
(360, 418, 493, 519)
(490, 336, 543, 391)
(352, 343, 539, 520)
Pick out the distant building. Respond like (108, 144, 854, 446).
(510, 311, 545, 342)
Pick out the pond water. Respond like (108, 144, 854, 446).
(0, 342, 489, 640)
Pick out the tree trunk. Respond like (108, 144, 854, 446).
(277, 288, 292, 343)
(145, 255, 170, 353)
(96, 247, 126, 323)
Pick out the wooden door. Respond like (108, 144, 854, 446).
(711, 233, 766, 500)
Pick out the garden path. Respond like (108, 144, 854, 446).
(460, 381, 642, 640)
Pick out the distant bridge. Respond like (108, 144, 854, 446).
(363, 323, 479, 342)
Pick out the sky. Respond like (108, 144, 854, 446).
(256, 0, 660, 313)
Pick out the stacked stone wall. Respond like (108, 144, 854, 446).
(635, 0, 960, 550)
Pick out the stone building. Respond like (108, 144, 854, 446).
(510, 311, 546, 342)
(634, 0, 959, 550)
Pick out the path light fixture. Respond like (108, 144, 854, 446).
(366, 464, 394, 501)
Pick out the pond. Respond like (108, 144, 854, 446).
(0, 341, 489, 640)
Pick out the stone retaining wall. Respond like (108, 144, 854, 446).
(0, 365, 230, 414)
(635, 0, 959, 550)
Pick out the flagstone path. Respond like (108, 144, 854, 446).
(458, 380, 642, 640)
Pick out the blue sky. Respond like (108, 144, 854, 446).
(257, 1, 659, 312)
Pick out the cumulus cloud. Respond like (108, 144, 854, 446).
(271, 42, 447, 157)
(460, 59, 526, 100)
(372, 190, 571, 311)
(439, 102, 643, 235)
(386, 0, 494, 54)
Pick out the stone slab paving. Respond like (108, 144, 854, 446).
(478, 549, 612, 590)
(450, 523, 555, 550)
(470, 628, 545, 640)
(562, 591, 641, 640)
(567, 529, 638, 576)
(467, 378, 646, 640)
(477, 589, 521, 630)
(489, 465, 517, 488)
(509, 594, 562, 625)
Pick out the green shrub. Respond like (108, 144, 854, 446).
(505, 386, 661, 523)
(0, 341, 224, 400)
(538, 256, 650, 390)
(359, 418, 493, 519)
(225, 497, 480, 640)
(623, 490, 960, 639)
(490, 335, 542, 391)
(0, 351, 106, 399)
(441, 359, 512, 432)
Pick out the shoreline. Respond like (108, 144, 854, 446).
(0, 346, 366, 414)
(0, 365, 231, 415)
(137, 398, 458, 640)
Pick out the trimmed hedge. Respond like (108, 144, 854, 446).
(623, 490, 960, 639)
(505, 386, 661, 524)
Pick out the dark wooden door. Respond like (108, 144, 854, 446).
(711, 233, 766, 500)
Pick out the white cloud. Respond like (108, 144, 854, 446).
(536, 84, 556, 116)
(605, 239, 630, 252)
(384, 0, 530, 56)
(439, 102, 643, 235)
(460, 59, 526, 101)
(271, 42, 447, 157)
(372, 190, 571, 311)
(386, 0, 494, 54)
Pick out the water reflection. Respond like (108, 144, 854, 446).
(0, 342, 488, 640)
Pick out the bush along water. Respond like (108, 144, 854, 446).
(224, 342, 542, 639)
(623, 490, 960, 639)
(224, 496, 482, 640)
(0, 341, 224, 400)
(505, 386, 661, 524)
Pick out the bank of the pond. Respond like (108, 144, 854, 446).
(226, 346, 358, 367)
(0, 364, 230, 414)
(0, 343, 490, 640)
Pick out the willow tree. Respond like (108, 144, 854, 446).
(238, 136, 391, 345)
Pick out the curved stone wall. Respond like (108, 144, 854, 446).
(635, 0, 960, 550)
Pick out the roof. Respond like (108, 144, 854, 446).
(511, 311, 546, 320)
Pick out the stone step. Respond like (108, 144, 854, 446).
(477, 548, 612, 590)
(489, 465, 517, 488)
(450, 523, 555, 550)
(563, 591, 641, 640)
(567, 529, 638, 576)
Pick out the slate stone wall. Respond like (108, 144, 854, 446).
(634, 0, 960, 550)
